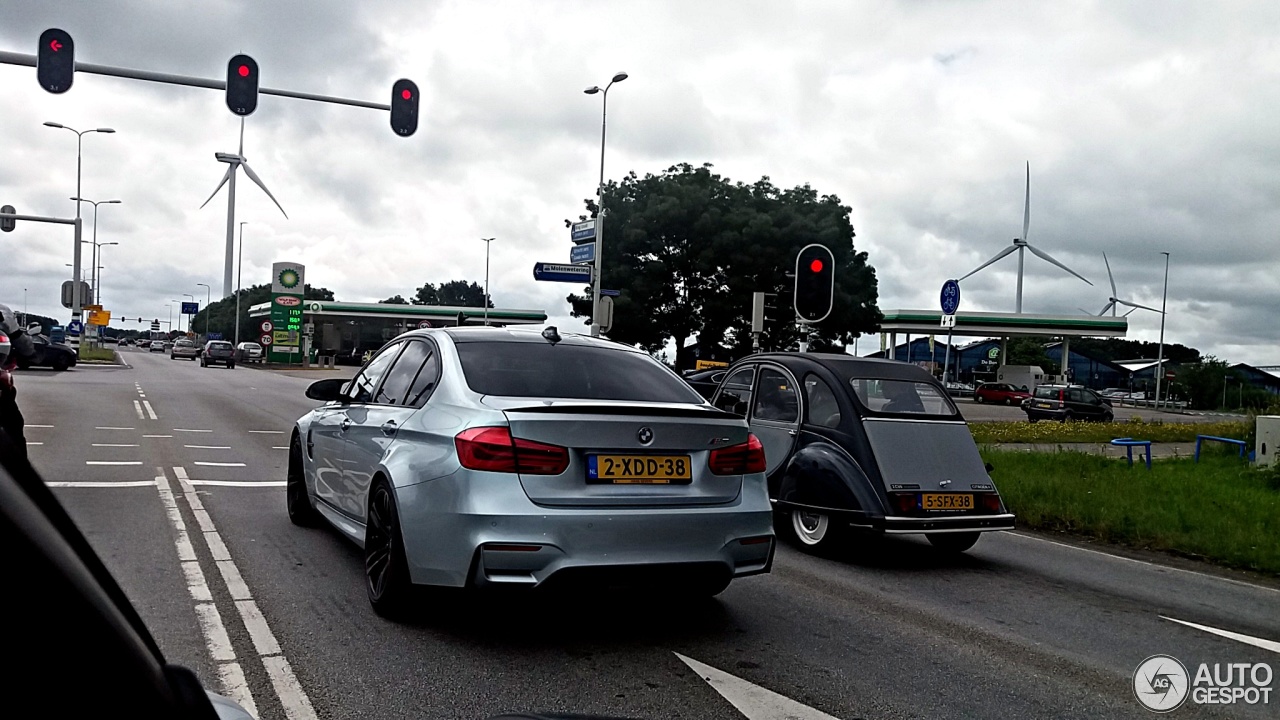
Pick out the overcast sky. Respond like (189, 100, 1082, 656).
(2, 1, 1278, 364)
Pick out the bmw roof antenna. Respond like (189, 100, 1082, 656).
(541, 326, 562, 345)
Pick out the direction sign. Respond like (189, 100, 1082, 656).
(570, 243, 595, 264)
(533, 262, 593, 283)
(940, 314, 957, 328)
(600, 289, 621, 297)
(940, 279, 961, 316)
(260, 334, 273, 346)
(260, 320, 273, 333)
(181, 302, 199, 315)
(571, 219, 597, 244)
(67, 320, 83, 335)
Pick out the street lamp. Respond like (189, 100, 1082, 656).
(70, 197, 122, 305)
(1153, 252, 1170, 410)
(235, 221, 247, 345)
(46, 122, 115, 346)
(583, 71, 628, 337)
(196, 283, 211, 338)
(481, 237, 495, 326)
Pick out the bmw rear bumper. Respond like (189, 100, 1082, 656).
(394, 473, 775, 589)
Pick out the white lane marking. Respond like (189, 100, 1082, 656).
(193, 509, 217, 533)
(143, 400, 158, 420)
(182, 562, 213, 602)
(85, 461, 144, 466)
(1161, 616, 1280, 654)
(96, 426, 135, 430)
(26, 441, 43, 446)
(194, 603, 237, 662)
(155, 469, 255, 708)
(217, 560, 252, 601)
(272, 446, 288, 450)
(217, 663, 259, 720)
(236, 600, 282, 656)
(174, 428, 213, 433)
(194, 461, 247, 467)
(675, 653, 840, 720)
(93, 443, 140, 447)
(187, 480, 287, 487)
(185, 445, 232, 449)
(1005, 532, 1280, 595)
(173, 466, 318, 720)
(143, 434, 173, 438)
(46, 480, 157, 488)
(27, 424, 54, 428)
(133, 400, 145, 419)
(139, 394, 146, 398)
(248, 430, 285, 434)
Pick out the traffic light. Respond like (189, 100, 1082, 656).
(1, 205, 15, 233)
(37, 28, 74, 93)
(794, 244, 835, 323)
(390, 79, 419, 137)
(225, 54, 259, 116)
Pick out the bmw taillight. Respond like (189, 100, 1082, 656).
(454, 426, 569, 475)
(709, 434, 767, 475)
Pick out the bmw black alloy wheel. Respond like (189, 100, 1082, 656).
(365, 485, 397, 601)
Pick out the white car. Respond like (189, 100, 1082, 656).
(235, 342, 265, 363)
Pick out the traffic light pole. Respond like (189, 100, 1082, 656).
(0, 51, 392, 111)
(0, 210, 82, 345)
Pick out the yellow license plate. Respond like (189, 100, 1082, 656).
(590, 455, 692, 484)
(922, 493, 973, 511)
(1035, 402, 1053, 408)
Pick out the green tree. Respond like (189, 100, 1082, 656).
(405, 280, 491, 307)
(1006, 337, 1054, 369)
(380, 295, 409, 305)
(567, 163, 880, 368)
(190, 283, 335, 343)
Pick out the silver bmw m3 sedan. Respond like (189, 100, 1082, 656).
(287, 326, 774, 616)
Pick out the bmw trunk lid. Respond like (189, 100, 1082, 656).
(484, 398, 749, 507)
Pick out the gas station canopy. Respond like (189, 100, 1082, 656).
(879, 309, 1128, 338)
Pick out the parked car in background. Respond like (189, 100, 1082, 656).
(200, 341, 236, 369)
(1023, 384, 1114, 423)
(16, 335, 77, 372)
(234, 341, 264, 364)
(708, 354, 1014, 555)
(682, 367, 729, 399)
(169, 338, 200, 361)
(974, 382, 1033, 406)
(944, 381, 974, 397)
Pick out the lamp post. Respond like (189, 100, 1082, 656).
(196, 283, 211, 339)
(167, 303, 173, 337)
(46, 122, 115, 349)
(1153, 252, 1170, 410)
(71, 197, 122, 305)
(234, 221, 247, 346)
(583, 71, 628, 337)
(481, 237, 494, 326)
(95, 242, 118, 306)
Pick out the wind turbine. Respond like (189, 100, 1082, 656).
(200, 119, 287, 298)
(958, 162, 1092, 313)
(1094, 252, 1161, 316)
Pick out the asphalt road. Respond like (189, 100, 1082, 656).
(954, 395, 1235, 424)
(13, 348, 1279, 719)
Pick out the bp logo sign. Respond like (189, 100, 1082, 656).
(277, 268, 301, 289)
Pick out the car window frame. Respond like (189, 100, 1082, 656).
(344, 341, 405, 405)
(750, 364, 802, 426)
(373, 338, 441, 407)
(801, 372, 842, 429)
(403, 339, 442, 408)
(713, 365, 756, 416)
(847, 376, 961, 418)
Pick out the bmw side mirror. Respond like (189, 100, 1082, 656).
(305, 378, 347, 402)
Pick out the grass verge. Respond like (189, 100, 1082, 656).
(970, 419, 1252, 444)
(78, 346, 117, 363)
(983, 449, 1280, 575)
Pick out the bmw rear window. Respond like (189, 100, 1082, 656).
(454, 342, 704, 403)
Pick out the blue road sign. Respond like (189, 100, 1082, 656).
(601, 289, 620, 297)
(208, 332, 223, 340)
(181, 301, 199, 315)
(570, 243, 595, 264)
(533, 262, 593, 283)
(940, 279, 961, 315)
(66, 320, 83, 335)
(571, 219, 597, 244)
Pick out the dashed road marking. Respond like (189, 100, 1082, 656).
(93, 443, 140, 447)
(186, 445, 232, 450)
(173, 465, 317, 720)
(187, 480, 286, 487)
(248, 430, 285, 434)
(27, 424, 54, 428)
(86, 461, 144, 466)
(27, 441, 43, 446)
(97, 426, 135, 431)
(142, 400, 158, 420)
(134, 400, 145, 419)
(144, 434, 173, 438)
(174, 428, 213, 433)
(272, 446, 288, 450)
(194, 461, 247, 467)
(47, 480, 157, 488)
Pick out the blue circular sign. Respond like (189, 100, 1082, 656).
(940, 280, 961, 315)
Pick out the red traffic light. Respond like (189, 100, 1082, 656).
(390, 78, 420, 137)
(37, 28, 75, 94)
(809, 259, 824, 273)
(238, 64, 250, 78)
(225, 54, 259, 116)
(400, 88, 412, 100)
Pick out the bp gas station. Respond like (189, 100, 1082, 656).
(247, 261, 548, 365)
